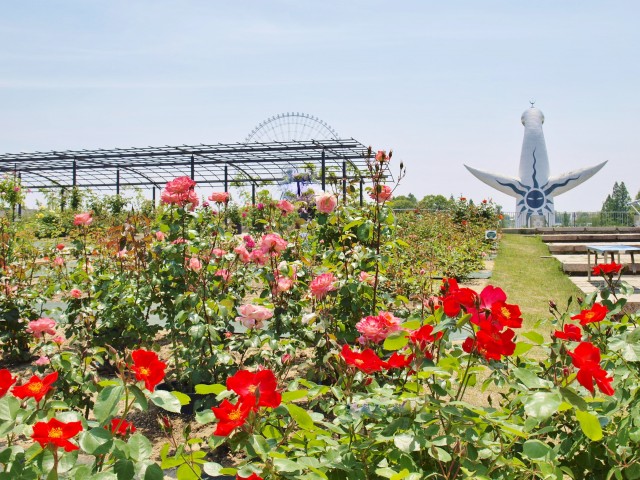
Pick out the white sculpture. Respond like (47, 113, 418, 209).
(465, 105, 607, 227)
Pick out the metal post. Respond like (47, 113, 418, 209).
(190, 154, 195, 180)
(72, 160, 77, 187)
(152, 187, 156, 208)
(17, 172, 22, 218)
(251, 184, 256, 205)
(321, 149, 326, 191)
(359, 178, 364, 206)
(342, 161, 347, 203)
(116, 168, 120, 195)
(224, 165, 228, 192)
(60, 188, 65, 212)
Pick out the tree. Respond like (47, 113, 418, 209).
(417, 194, 454, 211)
(601, 181, 631, 213)
(390, 193, 417, 210)
(601, 181, 632, 226)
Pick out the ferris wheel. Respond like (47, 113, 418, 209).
(245, 112, 340, 143)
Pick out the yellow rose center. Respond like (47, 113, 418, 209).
(48, 427, 63, 439)
(354, 359, 364, 365)
(138, 367, 150, 376)
(501, 307, 511, 318)
(585, 312, 595, 321)
(27, 382, 44, 394)
(228, 407, 243, 421)
(247, 385, 258, 394)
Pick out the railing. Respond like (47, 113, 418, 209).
(499, 211, 640, 228)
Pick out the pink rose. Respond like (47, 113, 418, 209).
(155, 231, 166, 241)
(212, 248, 227, 258)
(53, 257, 64, 267)
(234, 245, 251, 263)
(315, 192, 338, 214)
(116, 248, 128, 258)
(369, 185, 393, 203)
(243, 235, 256, 249)
(359, 271, 374, 285)
(277, 200, 295, 214)
(235, 304, 274, 329)
(214, 269, 230, 282)
(250, 249, 268, 266)
(275, 276, 293, 293)
(69, 289, 82, 299)
(208, 192, 230, 203)
(260, 233, 288, 255)
(34, 356, 50, 366)
(74, 212, 93, 226)
(52, 335, 65, 346)
(27, 317, 57, 338)
(375, 150, 390, 163)
(309, 272, 337, 299)
(356, 311, 401, 343)
(172, 237, 187, 245)
(188, 257, 202, 272)
(160, 176, 199, 209)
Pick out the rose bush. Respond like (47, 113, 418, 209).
(0, 149, 639, 479)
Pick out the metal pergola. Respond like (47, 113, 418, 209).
(0, 138, 383, 206)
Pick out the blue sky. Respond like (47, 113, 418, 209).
(1, 1, 638, 211)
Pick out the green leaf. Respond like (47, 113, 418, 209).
(176, 463, 201, 480)
(94, 385, 125, 423)
(79, 428, 113, 455)
(128, 433, 152, 462)
(559, 387, 588, 411)
(0, 396, 20, 421)
(522, 331, 545, 345)
(149, 390, 182, 413)
(394, 433, 419, 452)
(282, 390, 308, 403)
(143, 463, 164, 480)
(523, 391, 562, 420)
(194, 384, 226, 395)
(171, 391, 192, 406)
(273, 458, 302, 473)
(513, 342, 534, 356)
(383, 330, 408, 351)
(576, 410, 603, 441)
(286, 403, 315, 431)
(523, 439, 551, 459)
(401, 320, 421, 331)
(114, 459, 135, 480)
(512, 368, 552, 389)
(129, 386, 148, 411)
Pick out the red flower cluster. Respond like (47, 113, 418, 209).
(131, 350, 166, 392)
(455, 285, 522, 361)
(440, 278, 477, 317)
(341, 345, 414, 373)
(12, 372, 58, 402)
(212, 369, 281, 437)
(571, 303, 608, 326)
(568, 342, 614, 396)
(591, 262, 623, 277)
(32, 418, 83, 452)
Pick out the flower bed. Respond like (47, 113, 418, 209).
(1, 154, 638, 479)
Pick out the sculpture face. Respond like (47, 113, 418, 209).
(465, 106, 607, 227)
(524, 189, 545, 209)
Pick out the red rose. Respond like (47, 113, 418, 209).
(340, 344, 386, 374)
(12, 372, 58, 402)
(568, 342, 614, 396)
(32, 418, 82, 452)
(0, 369, 16, 397)
(571, 303, 608, 326)
(131, 349, 166, 392)
(211, 397, 253, 436)
(226, 369, 281, 409)
(553, 324, 582, 342)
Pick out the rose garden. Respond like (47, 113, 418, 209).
(0, 151, 639, 480)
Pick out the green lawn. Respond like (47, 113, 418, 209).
(490, 234, 584, 331)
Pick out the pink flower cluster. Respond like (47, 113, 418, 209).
(356, 311, 402, 343)
(259, 233, 288, 256)
(160, 176, 199, 209)
(235, 304, 274, 329)
(277, 200, 295, 214)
